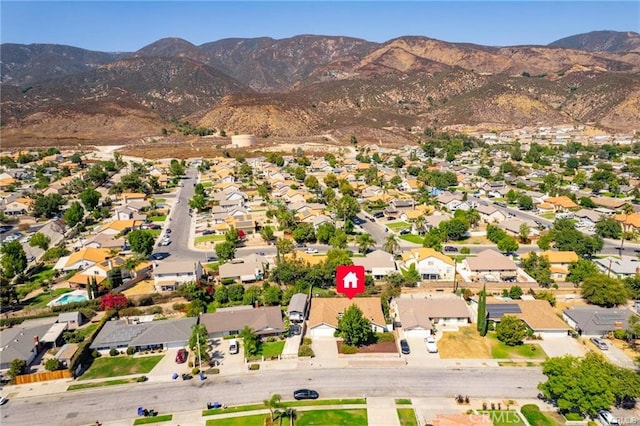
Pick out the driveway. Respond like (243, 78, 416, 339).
(402, 335, 440, 367)
(148, 348, 188, 380)
(537, 337, 587, 358)
(602, 342, 637, 369)
(311, 336, 341, 367)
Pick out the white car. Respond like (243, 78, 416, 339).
(425, 336, 438, 353)
(0, 396, 7, 405)
(160, 239, 171, 246)
(304, 247, 318, 254)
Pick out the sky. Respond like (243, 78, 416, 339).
(1, 1, 639, 52)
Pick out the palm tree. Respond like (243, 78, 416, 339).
(356, 233, 376, 254)
(383, 234, 400, 254)
(414, 215, 426, 235)
(263, 393, 282, 422)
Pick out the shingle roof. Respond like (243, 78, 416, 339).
(90, 317, 196, 349)
(465, 250, 517, 271)
(199, 306, 284, 336)
(308, 297, 385, 329)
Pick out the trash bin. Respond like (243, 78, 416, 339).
(172, 373, 178, 380)
(199, 372, 206, 381)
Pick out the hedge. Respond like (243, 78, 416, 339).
(68, 309, 117, 376)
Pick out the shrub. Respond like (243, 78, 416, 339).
(92, 350, 101, 358)
(126, 347, 135, 355)
(138, 296, 153, 306)
(136, 376, 148, 382)
(302, 337, 312, 346)
(109, 348, 119, 357)
(298, 345, 315, 357)
(188, 361, 193, 368)
(119, 307, 143, 317)
(44, 358, 62, 371)
(613, 329, 628, 340)
(145, 306, 163, 315)
(172, 302, 186, 311)
(248, 363, 260, 371)
(564, 412, 583, 421)
(192, 367, 200, 375)
(340, 343, 358, 354)
(208, 368, 220, 375)
(376, 332, 395, 343)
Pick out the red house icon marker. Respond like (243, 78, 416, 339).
(336, 265, 365, 299)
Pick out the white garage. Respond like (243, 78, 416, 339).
(403, 327, 432, 339)
(308, 324, 337, 338)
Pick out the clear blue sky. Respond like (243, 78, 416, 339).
(1, 1, 638, 52)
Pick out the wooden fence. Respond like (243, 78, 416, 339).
(14, 369, 72, 384)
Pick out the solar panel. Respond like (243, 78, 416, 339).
(486, 304, 521, 319)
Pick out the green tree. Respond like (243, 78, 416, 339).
(79, 188, 101, 211)
(337, 304, 375, 347)
(240, 325, 260, 358)
(316, 223, 336, 244)
(294, 166, 306, 182)
(33, 193, 65, 218)
(292, 223, 316, 243)
(324, 173, 338, 188)
(517, 194, 534, 211)
(0, 274, 17, 306)
(214, 285, 229, 304)
(29, 232, 50, 250)
(508, 285, 523, 299)
(169, 159, 185, 177)
(496, 315, 527, 346)
(1, 240, 27, 279)
(582, 274, 629, 307)
(63, 201, 85, 228)
(567, 259, 598, 285)
(127, 229, 155, 256)
(262, 284, 282, 306)
(518, 223, 531, 243)
(188, 194, 207, 211)
(228, 284, 245, 302)
(44, 358, 62, 371)
(329, 228, 348, 249)
(497, 236, 519, 254)
(215, 241, 237, 262)
(383, 234, 400, 254)
(264, 394, 282, 422)
(595, 217, 622, 239)
(477, 285, 487, 336)
(275, 238, 295, 260)
(189, 323, 210, 363)
(304, 175, 320, 192)
(439, 218, 468, 241)
(259, 225, 275, 242)
(334, 195, 360, 221)
(8, 358, 27, 379)
(521, 252, 553, 287)
(356, 233, 376, 254)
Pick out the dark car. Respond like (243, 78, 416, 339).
(399, 229, 410, 235)
(202, 230, 214, 235)
(400, 339, 410, 355)
(175, 348, 188, 364)
(372, 211, 384, 218)
(166, 228, 172, 234)
(290, 324, 302, 336)
(293, 389, 319, 400)
(444, 246, 459, 253)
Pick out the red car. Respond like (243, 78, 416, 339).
(175, 349, 188, 364)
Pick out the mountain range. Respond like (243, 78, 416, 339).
(1, 30, 639, 147)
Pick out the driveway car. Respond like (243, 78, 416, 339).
(202, 230, 214, 235)
(425, 336, 438, 353)
(290, 324, 302, 336)
(304, 247, 318, 254)
(293, 389, 319, 400)
(400, 339, 410, 355)
(160, 239, 171, 246)
(399, 229, 410, 235)
(590, 337, 608, 351)
(0, 396, 7, 405)
(598, 410, 620, 425)
(443, 246, 458, 253)
(175, 349, 188, 364)
(0, 226, 12, 233)
(372, 212, 384, 218)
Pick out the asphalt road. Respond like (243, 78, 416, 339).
(1, 367, 545, 426)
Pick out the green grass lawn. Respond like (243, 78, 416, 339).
(134, 414, 173, 425)
(397, 408, 418, 426)
(147, 215, 167, 222)
(202, 399, 367, 417)
(79, 355, 163, 380)
(24, 288, 73, 307)
(478, 410, 525, 426)
(296, 409, 368, 426)
(195, 234, 226, 244)
(260, 341, 285, 358)
(488, 334, 548, 360)
(206, 414, 266, 426)
(68, 378, 136, 391)
(201, 182, 213, 188)
(520, 404, 557, 426)
(539, 212, 556, 220)
(400, 234, 423, 244)
(74, 324, 98, 340)
(17, 264, 57, 300)
(395, 399, 412, 405)
(387, 221, 410, 231)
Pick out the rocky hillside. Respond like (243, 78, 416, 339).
(549, 30, 640, 53)
(1, 31, 639, 147)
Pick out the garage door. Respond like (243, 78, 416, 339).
(538, 331, 568, 339)
(404, 329, 431, 339)
(309, 325, 336, 338)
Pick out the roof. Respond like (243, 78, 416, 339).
(0, 319, 57, 366)
(153, 261, 201, 276)
(465, 250, 517, 272)
(308, 297, 385, 329)
(592, 196, 627, 209)
(563, 306, 636, 333)
(90, 317, 197, 349)
(199, 306, 284, 336)
(58, 311, 82, 322)
(615, 213, 640, 229)
(65, 248, 111, 267)
(218, 256, 265, 279)
(545, 196, 578, 209)
(515, 300, 571, 331)
(522, 250, 579, 264)
(395, 297, 471, 320)
(594, 256, 640, 275)
(288, 293, 308, 314)
(400, 247, 454, 266)
(353, 250, 396, 270)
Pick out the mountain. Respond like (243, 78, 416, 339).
(549, 30, 640, 53)
(1, 33, 639, 147)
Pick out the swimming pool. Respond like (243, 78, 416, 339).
(47, 290, 89, 307)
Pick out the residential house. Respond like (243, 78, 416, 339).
(400, 248, 455, 281)
(53, 248, 112, 272)
(98, 219, 143, 236)
(475, 204, 506, 224)
(0, 318, 64, 371)
(497, 218, 539, 240)
(287, 293, 308, 322)
(544, 196, 578, 212)
(199, 306, 285, 338)
(307, 297, 387, 338)
(218, 254, 267, 283)
(90, 317, 197, 353)
(463, 249, 518, 282)
(485, 298, 571, 338)
(522, 250, 579, 281)
(152, 260, 203, 292)
(113, 206, 146, 221)
(352, 249, 397, 279)
(83, 233, 127, 251)
(67, 255, 129, 289)
(594, 256, 640, 279)
(591, 196, 627, 211)
(57, 311, 84, 330)
(391, 296, 471, 338)
(563, 306, 637, 337)
(573, 209, 602, 229)
(436, 192, 470, 211)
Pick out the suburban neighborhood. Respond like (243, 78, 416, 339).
(1, 123, 640, 425)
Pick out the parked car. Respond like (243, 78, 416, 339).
(166, 228, 172, 234)
(425, 336, 438, 353)
(443, 246, 458, 253)
(0, 396, 7, 405)
(0, 225, 12, 233)
(160, 239, 171, 246)
(400, 339, 410, 355)
(202, 230, 214, 235)
(290, 324, 302, 336)
(175, 348, 188, 363)
(598, 410, 620, 426)
(293, 389, 319, 400)
(590, 337, 608, 351)
(399, 229, 410, 235)
(304, 247, 319, 254)
(372, 211, 384, 218)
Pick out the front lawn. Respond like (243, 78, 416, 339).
(206, 414, 265, 426)
(260, 340, 285, 358)
(296, 409, 368, 426)
(387, 221, 410, 231)
(147, 215, 167, 222)
(68, 378, 136, 390)
(202, 399, 367, 417)
(195, 234, 226, 244)
(438, 326, 491, 359)
(520, 404, 557, 426)
(134, 414, 173, 425)
(397, 408, 418, 426)
(487, 334, 547, 359)
(75, 324, 98, 340)
(79, 355, 163, 380)
(539, 212, 556, 220)
(400, 234, 423, 244)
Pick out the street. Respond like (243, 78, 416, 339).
(0, 366, 545, 426)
